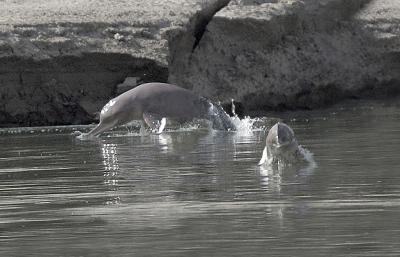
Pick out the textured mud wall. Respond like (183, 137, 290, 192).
(0, 0, 224, 127)
(1, 0, 399, 127)
(0, 54, 167, 126)
(169, 0, 400, 112)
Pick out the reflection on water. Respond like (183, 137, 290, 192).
(258, 144, 318, 193)
(102, 143, 120, 205)
(1, 99, 400, 256)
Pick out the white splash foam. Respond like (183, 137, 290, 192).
(230, 116, 257, 135)
(298, 145, 317, 169)
(228, 100, 268, 134)
(177, 122, 202, 131)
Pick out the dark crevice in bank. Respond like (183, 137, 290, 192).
(167, 0, 232, 86)
(0, 53, 168, 127)
(192, 0, 231, 52)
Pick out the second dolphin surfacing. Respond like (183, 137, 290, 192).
(75, 82, 236, 139)
(258, 122, 302, 166)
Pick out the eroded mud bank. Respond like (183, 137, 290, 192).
(1, 0, 399, 126)
(0, 54, 167, 126)
(169, 0, 400, 113)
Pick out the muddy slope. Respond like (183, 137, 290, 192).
(1, 0, 399, 126)
(0, 0, 226, 127)
(169, 0, 400, 112)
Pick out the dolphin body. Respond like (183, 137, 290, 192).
(258, 122, 301, 165)
(76, 82, 235, 139)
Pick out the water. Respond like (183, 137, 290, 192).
(1, 99, 399, 257)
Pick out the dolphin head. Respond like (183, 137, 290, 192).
(267, 122, 295, 146)
(266, 122, 299, 158)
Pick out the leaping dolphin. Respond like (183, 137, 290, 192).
(258, 122, 301, 166)
(75, 82, 235, 139)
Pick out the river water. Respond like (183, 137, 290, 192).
(0, 99, 399, 257)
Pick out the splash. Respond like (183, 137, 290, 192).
(297, 145, 317, 170)
(230, 115, 258, 135)
(177, 122, 202, 131)
(227, 99, 265, 135)
(0, 125, 94, 136)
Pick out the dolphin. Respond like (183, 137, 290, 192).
(258, 122, 301, 165)
(75, 82, 235, 139)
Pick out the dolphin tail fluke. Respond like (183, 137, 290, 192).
(208, 103, 236, 131)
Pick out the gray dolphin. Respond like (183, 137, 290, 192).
(258, 122, 301, 165)
(75, 82, 235, 139)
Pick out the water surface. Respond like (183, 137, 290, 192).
(1, 99, 399, 257)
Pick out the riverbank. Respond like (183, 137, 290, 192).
(0, 0, 399, 126)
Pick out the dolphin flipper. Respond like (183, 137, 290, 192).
(258, 147, 268, 166)
(143, 112, 167, 134)
(157, 118, 166, 134)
